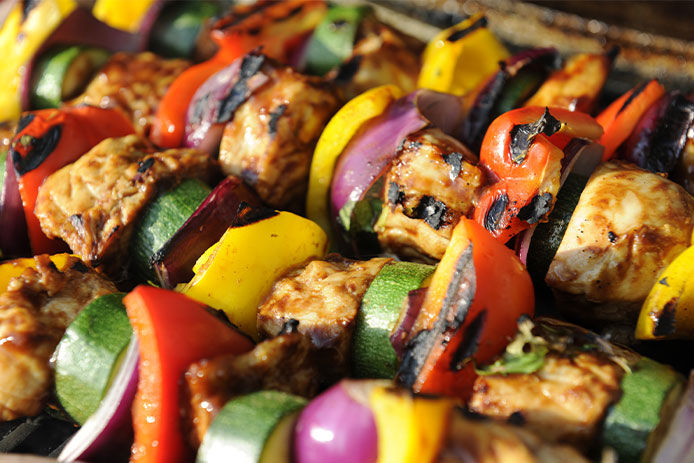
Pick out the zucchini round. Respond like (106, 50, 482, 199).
(31, 45, 110, 109)
(130, 178, 212, 282)
(197, 391, 307, 463)
(54, 293, 131, 425)
(352, 261, 434, 379)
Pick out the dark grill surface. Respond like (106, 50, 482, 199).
(0, 414, 77, 458)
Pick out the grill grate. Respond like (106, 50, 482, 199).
(0, 414, 77, 458)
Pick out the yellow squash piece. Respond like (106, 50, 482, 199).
(417, 14, 509, 96)
(0, 0, 77, 122)
(305, 84, 402, 238)
(370, 386, 454, 463)
(0, 253, 75, 291)
(636, 245, 694, 340)
(180, 211, 328, 339)
(92, 0, 158, 33)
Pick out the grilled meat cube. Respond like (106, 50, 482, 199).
(546, 161, 694, 324)
(469, 318, 638, 450)
(376, 127, 484, 261)
(182, 333, 324, 448)
(218, 61, 341, 208)
(71, 52, 189, 138)
(438, 409, 590, 463)
(332, 18, 422, 99)
(0, 255, 116, 420)
(34, 135, 217, 275)
(257, 255, 391, 377)
(470, 353, 623, 447)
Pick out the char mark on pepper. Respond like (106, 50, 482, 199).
(516, 192, 553, 224)
(446, 16, 488, 42)
(12, 125, 62, 176)
(509, 107, 562, 165)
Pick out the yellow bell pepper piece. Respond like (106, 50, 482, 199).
(305, 84, 402, 238)
(180, 211, 328, 339)
(636, 245, 694, 340)
(417, 14, 509, 96)
(0, 0, 77, 122)
(370, 386, 454, 463)
(0, 253, 75, 292)
(92, 0, 158, 33)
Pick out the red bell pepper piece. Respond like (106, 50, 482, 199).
(596, 79, 666, 161)
(124, 286, 254, 463)
(400, 218, 534, 400)
(149, 0, 328, 148)
(475, 106, 602, 242)
(10, 106, 134, 254)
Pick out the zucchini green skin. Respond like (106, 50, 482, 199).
(527, 172, 589, 283)
(54, 293, 131, 425)
(130, 178, 211, 282)
(31, 45, 110, 109)
(304, 5, 370, 76)
(603, 357, 685, 463)
(149, 1, 222, 59)
(197, 391, 307, 463)
(352, 261, 434, 379)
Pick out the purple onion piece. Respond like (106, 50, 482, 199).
(58, 338, 139, 463)
(390, 287, 427, 358)
(652, 371, 694, 463)
(294, 379, 387, 463)
(0, 151, 30, 257)
(152, 176, 262, 288)
(330, 89, 465, 222)
(623, 92, 694, 174)
(184, 53, 271, 152)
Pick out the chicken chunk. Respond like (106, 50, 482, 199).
(331, 18, 422, 99)
(218, 59, 341, 208)
(257, 255, 390, 377)
(182, 333, 324, 448)
(438, 409, 590, 463)
(376, 127, 484, 261)
(71, 52, 189, 137)
(545, 161, 694, 323)
(0, 255, 116, 420)
(35, 135, 217, 275)
(470, 353, 623, 447)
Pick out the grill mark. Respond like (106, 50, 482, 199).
(12, 125, 63, 176)
(446, 16, 488, 42)
(217, 53, 266, 123)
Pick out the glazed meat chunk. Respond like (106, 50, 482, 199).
(439, 409, 590, 463)
(218, 59, 341, 208)
(35, 135, 217, 274)
(332, 18, 422, 99)
(470, 353, 623, 447)
(71, 52, 189, 137)
(376, 127, 484, 261)
(257, 255, 391, 377)
(469, 318, 628, 449)
(182, 333, 324, 448)
(0, 255, 116, 420)
(545, 161, 694, 323)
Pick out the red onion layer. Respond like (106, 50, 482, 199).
(652, 372, 694, 463)
(330, 89, 465, 222)
(294, 379, 386, 463)
(0, 152, 30, 257)
(58, 338, 139, 463)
